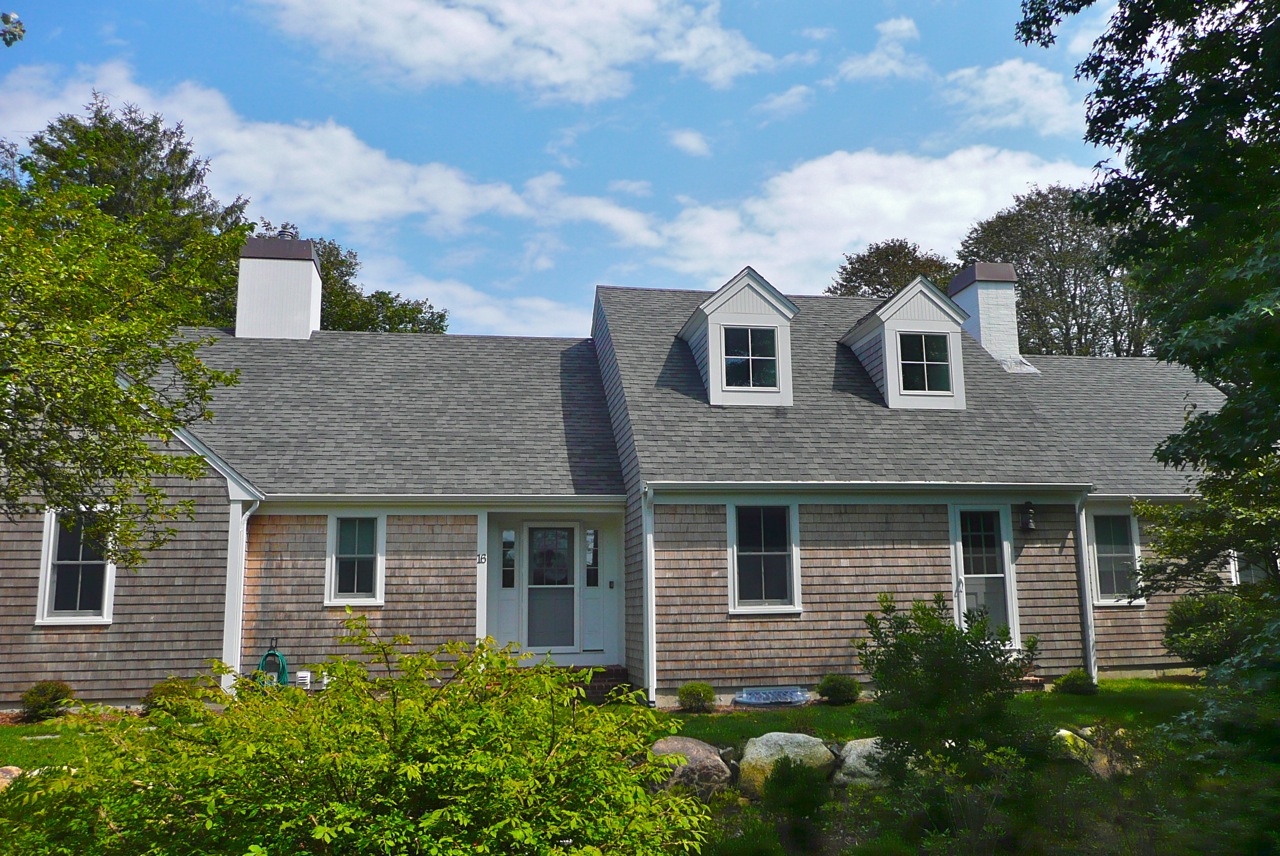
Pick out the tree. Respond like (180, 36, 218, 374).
(827, 238, 958, 299)
(260, 224, 448, 333)
(959, 184, 1148, 356)
(1, 11, 23, 47)
(1019, 0, 1280, 470)
(0, 180, 240, 569)
(16, 94, 249, 326)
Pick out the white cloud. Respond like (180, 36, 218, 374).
(752, 85, 814, 121)
(657, 146, 1093, 291)
(254, 0, 772, 104)
(669, 128, 711, 157)
(834, 17, 930, 81)
(944, 59, 1083, 137)
(1066, 2, 1117, 56)
(0, 62, 657, 247)
(801, 27, 835, 41)
(608, 179, 653, 197)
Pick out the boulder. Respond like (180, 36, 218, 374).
(1055, 728, 1130, 779)
(0, 766, 22, 791)
(739, 732, 838, 797)
(833, 738, 885, 787)
(651, 736, 732, 797)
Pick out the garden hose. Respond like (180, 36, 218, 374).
(258, 638, 289, 686)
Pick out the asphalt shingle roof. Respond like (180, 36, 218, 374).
(596, 286, 1222, 495)
(186, 330, 625, 497)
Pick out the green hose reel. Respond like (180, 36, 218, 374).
(258, 638, 289, 687)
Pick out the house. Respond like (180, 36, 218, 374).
(0, 236, 1227, 708)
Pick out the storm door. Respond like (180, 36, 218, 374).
(525, 525, 577, 650)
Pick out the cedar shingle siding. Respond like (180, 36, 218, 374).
(0, 466, 230, 706)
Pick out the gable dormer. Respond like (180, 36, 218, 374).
(678, 267, 798, 406)
(839, 276, 968, 410)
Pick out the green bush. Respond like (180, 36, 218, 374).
(815, 673, 861, 705)
(857, 593, 1044, 780)
(1053, 668, 1099, 696)
(761, 756, 831, 852)
(1164, 591, 1260, 668)
(140, 676, 205, 716)
(0, 616, 709, 855)
(20, 680, 74, 723)
(678, 681, 717, 713)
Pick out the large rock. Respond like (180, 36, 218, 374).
(739, 732, 838, 797)
(651, 736, 732, 797)
(833, 738, 885, 787)
(0, 766, 22, 791)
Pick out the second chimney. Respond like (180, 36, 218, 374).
(235, 236, 323, 339)
(947, 262, 1038, 373)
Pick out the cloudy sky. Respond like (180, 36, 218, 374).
(1, 1, 1112, 336)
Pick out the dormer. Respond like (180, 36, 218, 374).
(839, 276, 968, 410)
(678, 266, 798, 407)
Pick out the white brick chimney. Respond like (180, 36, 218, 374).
(234, 235, 322, 339)
(947, 263, 1038, 374)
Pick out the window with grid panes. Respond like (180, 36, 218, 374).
(48, 515, 107, 616)
(735, 506, 792, 606)
(959, 510, 1010, 632)
(1093, 515, 1136, 599)
(724, 327, 778, 388)
(899, 332, 951, 392)
(335, 518, 377, 598)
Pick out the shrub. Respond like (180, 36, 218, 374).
(20, 680, 74, 723)
(1053, 668, 1099, 696)
(0, 616, 709, 855)
(140, 676, 205, 716)
(857, 593, 1043, 780)
(816, 673, 861, 705)
(1164, 591, 1260, 668)
(761, 756, 831, 852)
(678, 681, 717, 713)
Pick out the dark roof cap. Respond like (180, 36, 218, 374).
(240, 236, 321, 270)
(948, 262, 1017, 296)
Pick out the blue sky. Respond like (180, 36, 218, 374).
(1, 1, 1112, 337)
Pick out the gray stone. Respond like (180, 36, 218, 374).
(739, 732, 838, 797)
(651, 736, 732, 797)
(0, 766, 22, 791)
(833, 738, 886, 787)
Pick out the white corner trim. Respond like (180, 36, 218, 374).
(220, 500, 255, 691)
(475, 510, 489, 641)
(324, 512, 388, 607)
(642, 486, 658, 705)
(1073, 497, 1098, 681)
(34, 509, 116, 627)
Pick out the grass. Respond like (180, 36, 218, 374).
(668, 677, 1203, 749)
(0, 721, 86, 770)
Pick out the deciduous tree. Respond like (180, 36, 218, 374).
(827, 238, 957, 299)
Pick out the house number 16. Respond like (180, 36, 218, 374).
(476, 553, 487, 564)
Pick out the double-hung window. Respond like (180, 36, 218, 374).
(37, 511, 115, 625)
(1091, 513, 1139, 602)
(327, 516, 385, 605)
(899, 332, 952, 393)
(724, 327, 778, 389)
(956, 509, 1014, 636)
(731, 505, 799, 611)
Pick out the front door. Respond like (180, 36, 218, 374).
(525, 525, 577, 650)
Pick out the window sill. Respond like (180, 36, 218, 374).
(324, 598, 384, 608)
(1093, 599, 1145, 608)
(899, 389, 954, 397)
(35, 615, 112, 627)
(729, 606, 803, 617)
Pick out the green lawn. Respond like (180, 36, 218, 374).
(0, 721, 86, 770)
(668, 676, 1203, 750)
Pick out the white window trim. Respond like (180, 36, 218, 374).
(720, 324, 781, 392)
(35, 509, 117, 626)
(726, 502, 803, 616)
(949, 504, 1021, 646)
(1086, 508, 1145, 607)
(521, 520, 583, 654)
(897, 330, 956, 398)
(325, 513, 387, 607)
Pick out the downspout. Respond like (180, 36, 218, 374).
(1073, 494, 1097, 681)
(642, 482, 658, 706)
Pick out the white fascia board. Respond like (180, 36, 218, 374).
(676, 306, 707, 341)
(645, 480, 1094, 493)
(172, 428, 265, 502)
(698, 266, 799, 320)
(1087, 492, 1197, 502)
(260, 493, 627, 506)
(876, 277, 969, 327)
(838, 316, 883, 349)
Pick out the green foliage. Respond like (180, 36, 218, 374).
(827, 238, 957, 299)
(1164, 592, 1264, 669)
(815, 673, 861, 706)
(0, 616, 708, 855)
(958, 184, 1147, 356)
(857, 594, 1043, 780)
(20, 680, 74, 723)
(1019, 0, 1280, 471)
(0, 180, 239, 567)
(1052, 669, 1098, 696)
(761, 756, 831, 852)
(140, 676, 205, 716)
(1, 11, 23, 46)
(678, 681, 716, 713)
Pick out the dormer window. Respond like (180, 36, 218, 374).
(899, 332, 951, 393)
(724, 327, 778, 389)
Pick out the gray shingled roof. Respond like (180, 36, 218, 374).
(186, 330, 624, 497)
(596, 286, 1221, 495)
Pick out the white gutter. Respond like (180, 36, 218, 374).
(1074, 494, 1098, 681)
(260, 493, 627, 506)
(642, 482, 658, 706)
(645, 480, 1095, 493)
(1087, 493, 1195, 502)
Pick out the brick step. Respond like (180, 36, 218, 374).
(575, 665, 632, 704)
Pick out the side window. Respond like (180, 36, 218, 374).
(732, 505, 796, 609)
(1093, 514, 1137, 601)
(585, 529, 599, 588)
(501, 529, 517, 589)
(38, 511, 115, 625)
(328, 516, 384, 605)
(899, 332, 952, 393)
